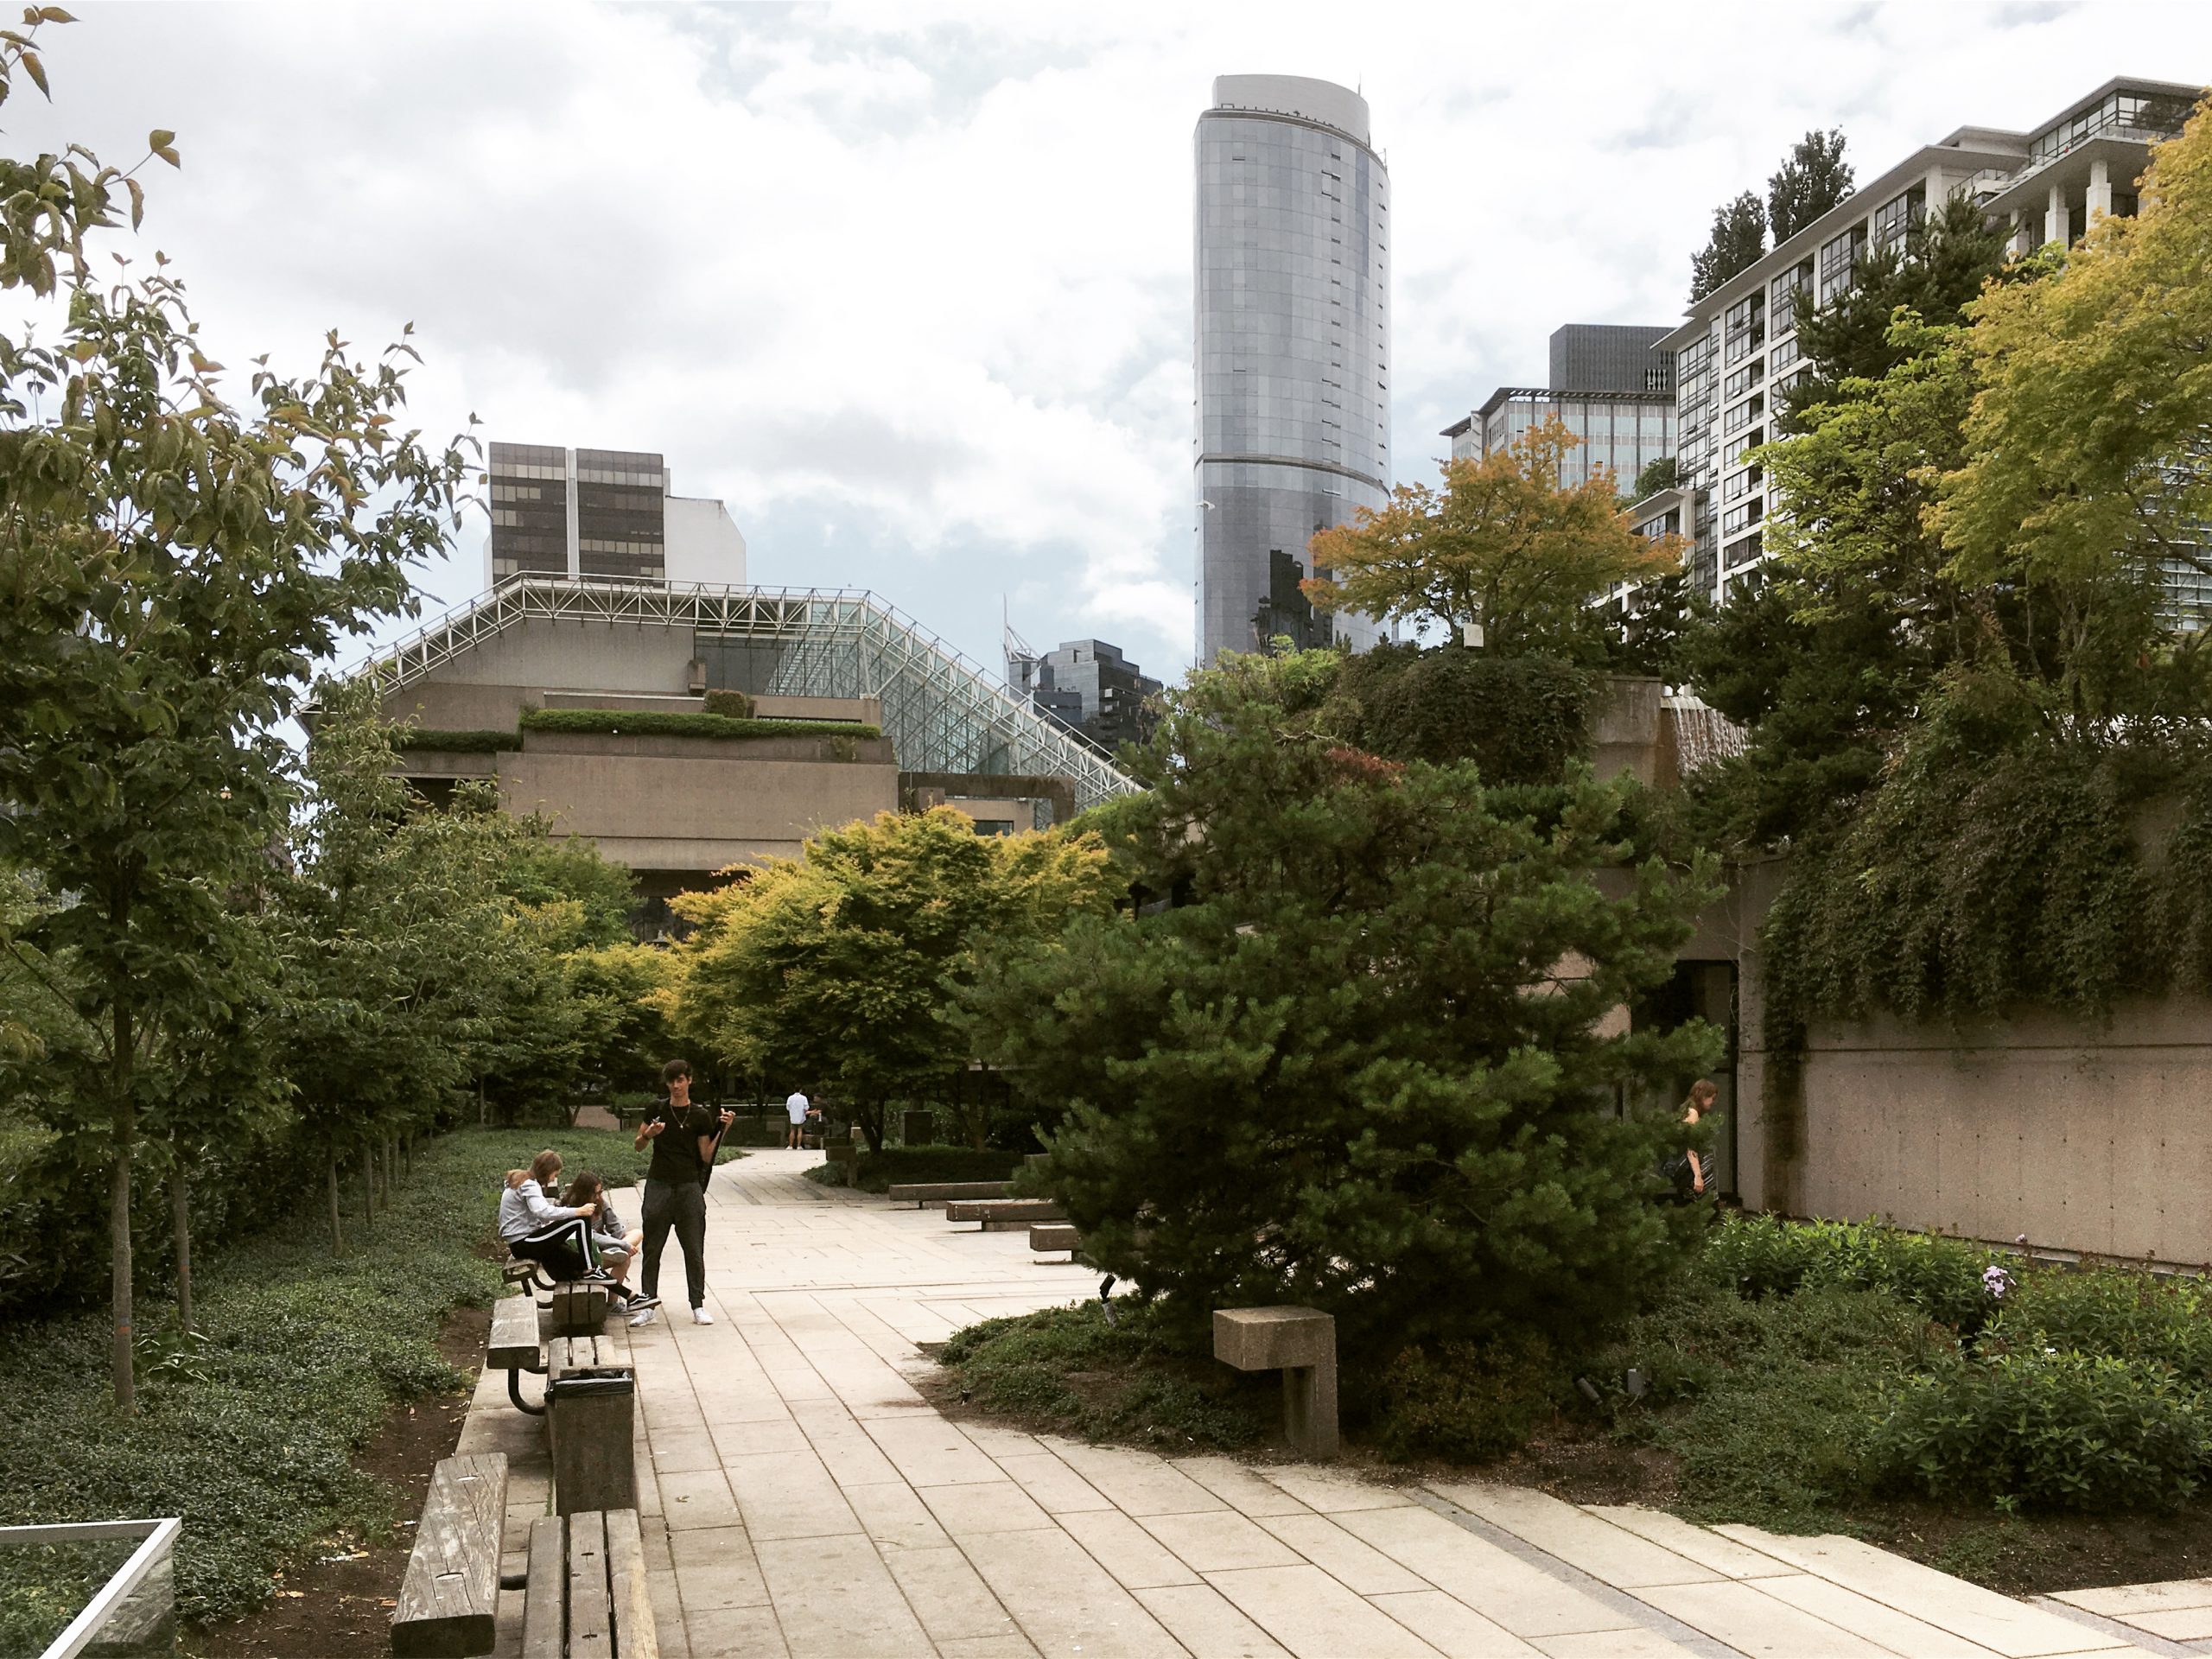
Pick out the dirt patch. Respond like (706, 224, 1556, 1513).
(188, 1304, 490, 1659)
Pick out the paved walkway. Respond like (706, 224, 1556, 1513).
(460, 1150, 2176, 1658)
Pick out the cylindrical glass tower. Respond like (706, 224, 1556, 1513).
(1195, 74, 1391, 665)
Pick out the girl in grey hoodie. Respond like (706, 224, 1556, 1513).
(499, 1149, 601, 1281)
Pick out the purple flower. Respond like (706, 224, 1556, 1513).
(1983, 1265, 2014, 1300)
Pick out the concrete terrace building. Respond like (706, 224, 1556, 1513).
(1656, 77, 2202, 606)
(1443, 326, 1677, 495)
(486, 442, 747, 589)
(356, 581, 1136, 921)
(1195, 74, 1391, 664)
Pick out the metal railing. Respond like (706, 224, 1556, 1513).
(1, 1517, 180, 1659)
(344, 578, 1142, 814)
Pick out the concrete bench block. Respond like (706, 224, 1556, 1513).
(886, 1181, 1014, 1206)
(1213, 1306, 1338, 1459)
(944, 1198, 1065, 1224)
(1028, 1223, 1081, 1252)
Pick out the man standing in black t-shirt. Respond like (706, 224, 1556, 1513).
(630, 1058, 733, 1326)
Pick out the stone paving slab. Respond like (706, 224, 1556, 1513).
(450, 1149, 2184, 1658)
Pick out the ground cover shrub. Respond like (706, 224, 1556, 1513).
(0, 1127, 645, 1635)
(1372, 1332, 1560, 1462)
(1988, 1268, 2212, 1376)
(807, 1145, 1025, 1194)
(938, 1300, 1270, 1451)
(1599, 1278, 1936, 1529)
(1704, 1212, 2001, 1332)
(1870, 1352, 2212, 1511)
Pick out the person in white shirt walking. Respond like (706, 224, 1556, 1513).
(785, 1087, 810, 1151)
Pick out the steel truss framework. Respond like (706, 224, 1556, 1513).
(350, 578, 1140, 813)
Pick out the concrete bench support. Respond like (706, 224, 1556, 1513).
(1213, 1306, 1338, 1459)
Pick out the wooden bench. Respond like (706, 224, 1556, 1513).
(392, 1453, 507, 1656)
(546, 1282, 608, 1337)
(547, 1333, 637, 1516)
(886, 1180, 1013, 1208)
(944, 1197, 1065, 1231)
(522, 1509, 657, 1658)
(1214, 1306, 1338, 1459)
(489, 1294, 549, 1417)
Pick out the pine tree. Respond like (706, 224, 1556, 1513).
(964, 651, 1720, 1359)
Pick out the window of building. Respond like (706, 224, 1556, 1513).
(1723, 532, 1764, 571)
(1723, 394, 1764, 435)
(1819, 225, 1867, 305)
(1770, 262, 1812, 335)
(1872, 184, 1925, 250)
(1770, 334, 1800, 373)
(1723, 361, 1764, 400)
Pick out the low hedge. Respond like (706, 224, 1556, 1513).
(518, 709, 880, 742)
(804, 1144, 1024, 1194)
(389, 728, 522, 753)
(1702, 1212, 2004, 1332)
(0, 1128, 648, 1643)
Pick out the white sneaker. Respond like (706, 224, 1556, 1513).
(690, 1306, 715, 1325)
(627, 1306, 658, 1328)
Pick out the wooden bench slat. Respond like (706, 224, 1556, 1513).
(520, 1515, 565, 1659)
(567, 1510, 613, 1659)
(603, 1509, 659, 1659)
(392, 1453, 507, 1657)
(489, 1295, 544, 1370)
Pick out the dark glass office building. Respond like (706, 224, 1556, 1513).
(1195, 74, 1391, 664)
(1010, 639, 1163, 751)
(488, 443, 671, 584)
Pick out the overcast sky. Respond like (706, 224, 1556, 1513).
(17, 3, 2212, 683)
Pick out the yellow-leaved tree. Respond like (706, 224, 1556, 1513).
(664, 809, 1117, 1151)
(1305, 417, 1680, 655)
(1936, 95, 2212, 614)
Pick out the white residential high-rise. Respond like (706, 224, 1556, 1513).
(1652, 77, 2201, 607)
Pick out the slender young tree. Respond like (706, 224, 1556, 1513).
(0, 23, 469, 1407)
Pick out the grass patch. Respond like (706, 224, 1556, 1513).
(0, 1127, 646, 1643)
(937, 1300, 1272, 1452)
(804, 1144, 1025, 1194)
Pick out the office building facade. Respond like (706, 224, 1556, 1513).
(486, 442, 747, 590)
(1443, 388, 1676, 495)
(1195, 74, 1391, 664)
(1658, 77, 2201, 606)
(1008, 638, 1164, 752)
(1549, 323, 1675, 395)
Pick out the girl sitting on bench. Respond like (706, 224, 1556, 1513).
(499, 1150, 602, 1283)
(563, 1169, 657, 1313)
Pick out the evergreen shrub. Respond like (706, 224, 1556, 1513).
(701, 688, 754, 718)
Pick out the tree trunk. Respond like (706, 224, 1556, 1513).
(361, 1142, 374, 1229)
(171, 1165, 194, 1335)
(111, 1003, 136, 1415)
(860, 1103, 885, 1154)
(478, 1077, 486, 1126)
(328, 1156, 345, 1257)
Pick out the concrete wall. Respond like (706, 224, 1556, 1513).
(418, 616, 699, 696)
(1592, 677, 1662, 787)
(496, 733, 896, 874)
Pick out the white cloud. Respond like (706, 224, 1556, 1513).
(13, 1, 2212, 677)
